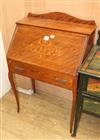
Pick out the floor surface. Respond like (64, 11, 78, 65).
(0, 90, 100, 140)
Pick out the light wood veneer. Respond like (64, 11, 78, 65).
(7, 12, 96, 134)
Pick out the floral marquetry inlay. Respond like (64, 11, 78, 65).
(27, 36, 63, 58)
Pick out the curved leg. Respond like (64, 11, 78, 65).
(31, 79, 36, 93)
(8, 72, 20, 112)
(70, 78, 78, 133)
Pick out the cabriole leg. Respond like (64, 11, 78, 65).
(8, 72, 20, 112)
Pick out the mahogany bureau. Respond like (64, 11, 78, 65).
(7, 12, 96, 134)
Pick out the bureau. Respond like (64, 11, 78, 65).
(7, 12, 96, 134)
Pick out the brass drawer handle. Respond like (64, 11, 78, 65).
(55, 77, 67, 84)
(15, 66, 25, 71)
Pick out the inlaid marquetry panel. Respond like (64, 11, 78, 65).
(7, 25, 88, 76)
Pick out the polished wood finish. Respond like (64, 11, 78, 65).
(27, 12, 96, 58)
(16, 12, 96, 59)
(8, 72, 20, 112)
(18, 14, 95, 35)
(27, 12, 95, 25)
(7, 12, 96, 134)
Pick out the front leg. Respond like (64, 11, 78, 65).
(8, 72, 20, 112)
(70, 78, 78, 133)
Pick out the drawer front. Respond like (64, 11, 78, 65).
(8, 60, 73, 89)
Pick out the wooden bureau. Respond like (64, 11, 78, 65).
(7, 12, 96, 134)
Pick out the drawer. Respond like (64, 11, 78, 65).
(8, 60, 73, 89)
(32, 70, 73, 89)
(8, 60, 41, 80)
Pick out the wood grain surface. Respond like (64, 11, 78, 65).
(17, 17, 96, 36)
(7, 25, 88, 77)
(7, 12, 96, 134)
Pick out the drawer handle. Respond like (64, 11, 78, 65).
(15, 66, 25, 71)
(55, 77, 67, 84)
